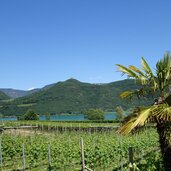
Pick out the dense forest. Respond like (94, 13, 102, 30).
(0, 79, 154, 115)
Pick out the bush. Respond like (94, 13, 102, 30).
(84, 108, 104, 120)
(115, 105, 125, 121)
(24, 110, 39, 120)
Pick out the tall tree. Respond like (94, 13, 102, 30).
(115, 105, 125, 121)
(116, 53, 171, 171)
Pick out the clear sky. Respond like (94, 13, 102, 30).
(0, 0, 171, 90)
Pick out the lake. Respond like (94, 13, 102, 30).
(0, 113, 117, 121)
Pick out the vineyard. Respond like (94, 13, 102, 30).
(0, 121, 164, 171)
(0, 120, 120, 128)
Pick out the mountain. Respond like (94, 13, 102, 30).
(0, 89, 30, 99)
(0, 79, 154, 115)
(0, 83, 55, 99)
(0, 91, 10, 100)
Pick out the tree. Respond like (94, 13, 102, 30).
(24, 110, 39, 120)
(115, 105, 125, 121)
(45, 112, 51, 120)
(116, 53, 171, 171)
(84, 108, 104, 120)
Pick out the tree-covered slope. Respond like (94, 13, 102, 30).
(0, 89, 29, 99)
(0, 83, 55, 99)
(0, 88, 41, 99)
(0, 91, 10, 100)
(0, 79, 154, 115)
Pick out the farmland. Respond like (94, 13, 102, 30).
(0, 121, 163, 171)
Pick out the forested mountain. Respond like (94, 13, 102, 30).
(0, 83, 55, 99)
(0, 89, 31, 99)
(0, 79, 154, 115)
(0, 91, 10, 100)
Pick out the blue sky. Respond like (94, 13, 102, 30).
(0, 0, 171, 90)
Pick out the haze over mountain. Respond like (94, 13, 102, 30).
(0, 89, 36, 99)
(0, 83, 55, 99)
(0, 91, 10, 100)
(0, 79, 154, 116)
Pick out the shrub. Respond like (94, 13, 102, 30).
(24, 110, 39, 120)
(84, 108, 104, 120)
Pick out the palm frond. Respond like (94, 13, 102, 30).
(116, 64, 139, 78)
(156, 53, 171, 93)
(118, 108, 152, 135)
(119, 88, 147, 100)
(129, 65, 149, 85)
(141, 57, 154, 77)
(129, 65, 145, 76)
(152, 103, 171, 122)
(119, 91, 134, 99)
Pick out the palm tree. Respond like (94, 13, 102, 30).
(116, 53, 171, 171)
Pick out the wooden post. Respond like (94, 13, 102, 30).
(48, 144, 51, 166)
(41, 124, 43, 131)
(120, 136, 123, 171)
(128, 147, 134, 171)
(57, 125, 58, 134)
(117, 135, 123, 171)
(48, 123, 50, 131)
(35, 124, 38, 134)
(68, 135, 71, 146)
(0, 137, 2, 166)
(79, 123, 80, 131)
(22, 144, 25, 170)
(80, 138, 85, 171)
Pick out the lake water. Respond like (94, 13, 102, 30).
(40, 113, 117, 121)
(0, 113, 117, 121)
(0, 117, 17, 121)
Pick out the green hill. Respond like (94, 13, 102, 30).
(0, 79, 154, 115)
(0, 83, 55, 99)
(0, 88, 40, 99)
(0, 91, 10, 101)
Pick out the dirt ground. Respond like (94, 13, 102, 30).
(4, 129, 42, 136)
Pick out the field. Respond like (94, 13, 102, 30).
(0, 120, 119, 128)
(0, 121, 163, 171)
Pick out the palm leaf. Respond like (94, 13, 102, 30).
(156, 53, 171, 93)
(116, 64, 139, 78)
(119, 91, 134, 99)
(152, 103, 171, 122)
(129, 65, 145, 76)
(119, 88, 147, 100)
(141, 57, 154, 77)
(118, 107, 152, 135)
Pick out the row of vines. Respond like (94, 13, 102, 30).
(0, 127, 163, 171)
(0, 120, 119, 128)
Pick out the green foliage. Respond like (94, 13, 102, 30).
(117, 53, 171, 170)
(45, 112, 51, 120)
(115, 105, 125, 121)
(24, 110, 39, 120)
(0, 128, 162, 170)
(0, 90, 10, 100)
(0, 79, 153, 115)
(84, 108, 104, 120)
(0, 89, 29, 99)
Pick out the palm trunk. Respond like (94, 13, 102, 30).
(156, 122, 171, 171)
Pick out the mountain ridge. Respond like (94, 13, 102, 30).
(0, 79, 153, 115)
(0, 79, 115, 99)
(0, 82, 56, 99)
(0, 91, 10, 100)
